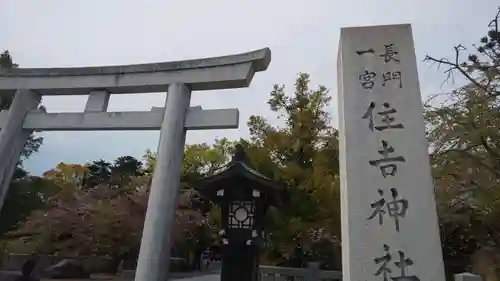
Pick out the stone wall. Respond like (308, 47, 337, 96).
(0, 254, 115, 275)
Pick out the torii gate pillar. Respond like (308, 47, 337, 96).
(136, 83, 191, 281)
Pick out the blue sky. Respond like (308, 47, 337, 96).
(2, 0, 498, 175)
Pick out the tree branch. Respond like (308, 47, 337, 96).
(440, 148, 500, 178)
(488, 7, 500, 33)
(424, 45, 498, 97)
(480, 136, 500, 161)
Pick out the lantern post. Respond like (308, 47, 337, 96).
(197, 145, 286, 281)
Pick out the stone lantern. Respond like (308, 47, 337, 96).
(196, 144, 286, 281)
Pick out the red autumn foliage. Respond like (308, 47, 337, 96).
(13, 177, 205, 257)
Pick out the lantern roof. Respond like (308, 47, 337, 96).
(196, 145, 286, 207)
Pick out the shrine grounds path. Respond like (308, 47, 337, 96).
(41, 273, 221, 281)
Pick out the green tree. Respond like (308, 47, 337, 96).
(144, 139, 234, 190)
(0, 178, 58, 238)
(424, 7, 500, 278)
(86, 159, 113, 187)
(246, 73, 341, 268)
(112, 156, 143, 177)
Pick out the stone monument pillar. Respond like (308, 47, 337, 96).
(337, 24, 445, 281)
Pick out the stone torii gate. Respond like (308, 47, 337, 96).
(0, 48, 271, 281)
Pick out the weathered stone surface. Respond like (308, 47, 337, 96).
(134, 83, 191, 281)
(1, 254, 116, 275)
(0, 271, 22, 281)
(337, 24, 445, 281)
(42, 259, 89, 279)
(0, 107, 239, 131)
(0, 48, 270, 77)
(0, 90, 40, 213)
(455, 273, 483, 281)
(0, 48, 271, 94)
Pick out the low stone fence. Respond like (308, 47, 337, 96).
(259, 262, 342, 281)
(455, 273, 483, 281)
(0, 254, 485, 281)
(259, 265, 483, 281)
(0, 254, 116, 275)
(0, 254, 193, 277)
